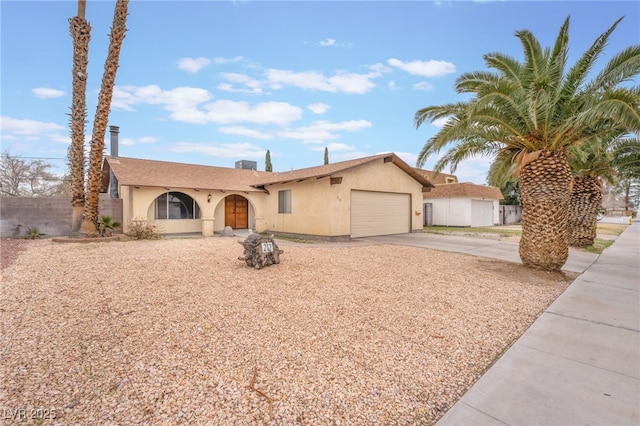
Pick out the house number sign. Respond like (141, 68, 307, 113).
(261, 242, 274, 253)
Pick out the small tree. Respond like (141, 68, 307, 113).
(0, 152, 68, 197)
(265, 149, 273, 172)
(324, 146, 329, 165)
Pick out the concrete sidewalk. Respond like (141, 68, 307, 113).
(435, 222, 640, 426)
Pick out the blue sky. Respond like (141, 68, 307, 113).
(1, 1, 639, 184)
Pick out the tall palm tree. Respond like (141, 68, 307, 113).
(81, 0, 129, 235)
(415, 16, 640, 271)
(69, 0, 90, 233)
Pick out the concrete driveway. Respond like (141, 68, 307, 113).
(358, 232, 599, 274)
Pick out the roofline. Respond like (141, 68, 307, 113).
(251, 153, 435, 190)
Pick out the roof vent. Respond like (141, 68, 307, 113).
(235, 160, 257, 170)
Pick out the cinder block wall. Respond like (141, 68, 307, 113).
(0, 196, 123, 238)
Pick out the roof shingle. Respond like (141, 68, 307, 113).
(104, 153, 435, 192)
(423, 182, 504, 199)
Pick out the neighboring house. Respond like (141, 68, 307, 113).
(102, 145, 434, 240)
(415, 169, 504, 227)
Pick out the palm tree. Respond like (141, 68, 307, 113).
(611, 134, 640, 216)
(69, 0, 90, 233)
(612, 134, 640, 179)
(568, 135, 616, 247)
(81, 0, 129, 235)
(415, 16, 640, 271)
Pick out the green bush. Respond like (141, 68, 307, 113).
(25, 226, 45, 239)
(98, 215, 122, 237)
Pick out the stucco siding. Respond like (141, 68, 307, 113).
(263, 158, 424, 237)
(121, 185, 267, 235)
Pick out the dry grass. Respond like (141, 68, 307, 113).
(0, 237, 575, 425)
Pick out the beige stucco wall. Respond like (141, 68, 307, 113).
(263, 158, 425, 237)
(119, 185, 267, 236)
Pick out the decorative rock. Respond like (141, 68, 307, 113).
(238, 233, 284, 269)
(221, 226, 235, 237)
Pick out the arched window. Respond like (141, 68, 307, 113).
(154, 192, 201, 219)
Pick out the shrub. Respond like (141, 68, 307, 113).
(126, 219, 162, 240)
(98, 215, 122, 237)
(25, 226, 45, 239)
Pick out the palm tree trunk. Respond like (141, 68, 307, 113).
(69, 1, 90, 233)
(569, 176, 602, 247)
(519, 150, 573, 271)
(81, 0, 129, 235)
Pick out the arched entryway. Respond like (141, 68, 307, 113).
(225, 194, 248, 229)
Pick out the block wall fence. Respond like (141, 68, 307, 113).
(0, 196, 123, 239)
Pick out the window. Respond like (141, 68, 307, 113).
(155, 192, 201, 219)
(278, 190, 291, 214)
(445, 177, 456, 184)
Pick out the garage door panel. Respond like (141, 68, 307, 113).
(471, 200, 493, 227)
(351, 191, 410, 238)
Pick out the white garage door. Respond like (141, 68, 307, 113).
(351, 190, 410, 238)
(471, 200, 494, 227)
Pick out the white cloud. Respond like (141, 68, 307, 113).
(170, 142, 265, 159)
(113, 85, 302, 125)
(318, 38, 352, 48)
(217, 73, 264, 94)
(0, 116, 65, 135)
(388, 81, 398, 91)
(450, 156, 492, 184)
(413, 81, 435, 91)
(369, 63, 393, 74)
(266, 69, 379, 94)
(387, 58, 456, 77)
(432, 117, 451, 128)
(278, 119, 372, 143)
(307, 103, 330, 114)
(204, 100, 302, 125)
(177, 57, 211, 73)
(319, 38, 336, 46)
(120, 136, 158, 146)
(395, 151, 419, 167)
(32, 87, 66, 99)
(219, 126, 273, 140)
(213, 56, 245, 64)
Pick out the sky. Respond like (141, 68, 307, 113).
(1, 1, 639, 184)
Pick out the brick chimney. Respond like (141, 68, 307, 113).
(109, 125, 119, 157)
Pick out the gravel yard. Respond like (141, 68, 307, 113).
(0, 236, 575, 425)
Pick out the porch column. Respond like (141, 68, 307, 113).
(201, 216, 214, 237)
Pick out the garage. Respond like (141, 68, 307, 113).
(351, 190, 411, 238)
(471, 200, 494, 227)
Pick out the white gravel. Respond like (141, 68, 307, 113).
(0, 236, 574, 425)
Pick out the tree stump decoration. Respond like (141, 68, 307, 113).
(238, 233, 284, 269)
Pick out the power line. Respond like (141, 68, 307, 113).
(10, 156, 67, 160)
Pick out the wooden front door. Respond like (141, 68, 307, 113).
(225, 195, 248, 229)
